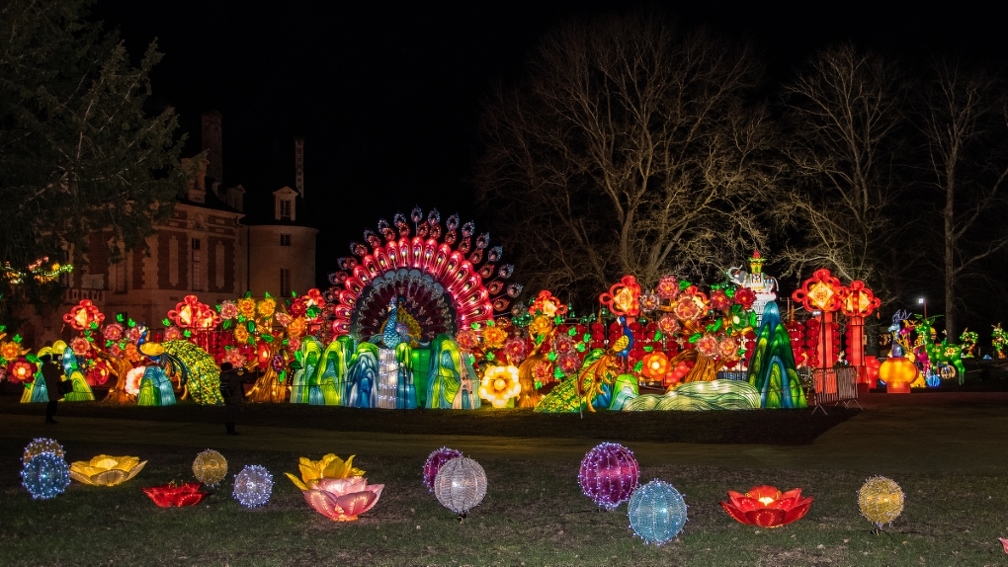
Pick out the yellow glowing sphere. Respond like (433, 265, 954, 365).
(858, 476, 904, 528)
(192, 449, 228, 486)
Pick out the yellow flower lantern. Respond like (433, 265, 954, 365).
(478, 365, 521, 408)
(879, 357, 917, 394)
(69, 455, 146, 486)
(285, 453, 365, 491)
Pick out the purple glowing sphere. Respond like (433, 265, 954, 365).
(579, 442, 640, 510)
(423, 447, 463, 492)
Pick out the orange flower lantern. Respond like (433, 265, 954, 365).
(641, 352, 668, 381)
(62, 299, 104, 331)
(599, 275, 642, 317)
(721, 485, 813, 528)
(878, 357, 917, 394)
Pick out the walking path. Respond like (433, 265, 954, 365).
(2, 392, 1005, 474)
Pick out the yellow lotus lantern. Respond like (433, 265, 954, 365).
(478, 365, 521, 408)
(285, 453, 365, 491)
(69, 455, 147, 486)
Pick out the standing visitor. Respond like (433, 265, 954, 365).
(220, 362, 247, 435)
(41, 354, 63, 424)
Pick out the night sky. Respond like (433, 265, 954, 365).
(92, 1, 1008, 291)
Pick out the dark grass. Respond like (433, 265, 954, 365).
(0, 392, 858, 445)
(2, 436, 1007, 567)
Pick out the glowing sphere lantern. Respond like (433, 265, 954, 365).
(21, 452, 71, 500)
(879, 357, 917, 394)
(579, 442, 640, 510)
(423, 447, 462, 492)
(233, 464, 274, 508)
(192, 449, 228, 487)
(433, 456, 487, 518)
(627, 479, 688, 545)
(23, 437, 64, 465)
(858, 476, 904, 529)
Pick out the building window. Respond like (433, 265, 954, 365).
(280, 234, 292, 246)
(280, 268, 291, 297)
(111, 261, 127, 293)
(191, 238, 203, 291)
(279, 199, 292, 220)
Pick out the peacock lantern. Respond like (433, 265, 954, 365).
(317, 207, 522, 410)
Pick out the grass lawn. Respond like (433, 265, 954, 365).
(1, 366, 1007, 566)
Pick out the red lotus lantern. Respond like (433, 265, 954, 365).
(143, 482, 210, 507)
(721, 485, 813, 528)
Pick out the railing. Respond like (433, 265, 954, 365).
(810, 366, 860, 414)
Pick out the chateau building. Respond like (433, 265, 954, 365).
(17, 112, 317, 345)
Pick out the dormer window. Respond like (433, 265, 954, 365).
(273, 186, 298, 222)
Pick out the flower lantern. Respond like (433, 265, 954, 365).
(433, 456, 487, 518)
(8, 356, 37, 383)
(478, 365, 521, 408)
(641, 352, 668, 382)
(192, 449, 228, 486)
(168, 295, 221, 330)
(285, 453, 364, 491)
(143, 482, 210, 507)
(720, 485, 813, 528)
(69, 455, 146, 486)
(858, 476, 904, 529)
(628, 479, 688, 545)
(529, 290, 567, 318)
(599, 275, 642, 317)
(303, 477, 384, 522)
(579, 442, 639, 510)
(423, 447, 463, 492)
(233, 464, 274, 508)
(62, 299, 104, 331)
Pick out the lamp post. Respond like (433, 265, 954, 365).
(918, 297, 927, 319)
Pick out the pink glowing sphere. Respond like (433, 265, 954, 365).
(579, 442, 640, 510)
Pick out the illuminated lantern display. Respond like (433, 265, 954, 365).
(598, 275, 642, 317)
(423, 447, 463, 492)
(746, 302, 807, 409)
(478, 365, 521, 408)
(627, 479, 688, 545)
(579, 442, 640, 510)
(143, 482, 210, 507)
(22, 437, 64, 465)
(858, 476, 904, 529)
(233, 465, 274, 508)
(839, 280, 881, 388)
(285, 453, 364, 491)
(62, 299, 105, 331)
(720, 485, 813, 528)
(641, 352, 669, 383)
(303, 477, 385, 522)
(791, 269, 843, 370)
(726, 250, 779, 327)
(69, 455, 147, 486)
(878, 357, 917, 394)
(433, 456, 487, 519)
(8, 356, 37, 384)
(192, 449, 228, 486)
(325, 208, 520, 342)
(21, 451, 71, 500)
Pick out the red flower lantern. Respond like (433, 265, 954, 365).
(721, 485, 813, 528)
(529, 290, 567, 318)
(8, 357, 37, 383)
(143, 482, 210, 507)
(62, 299, 104, 331)
(791, 268, 843, 313)
(599, 275, 642, 317)
(168, 295, 221, 330)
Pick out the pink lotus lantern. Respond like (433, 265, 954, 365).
(303, 477, 384, 522)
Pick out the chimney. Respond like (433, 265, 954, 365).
(294, 137, 304, 198)
(201, 111, 223, 185)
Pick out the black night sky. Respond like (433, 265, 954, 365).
(93, 1, 1008, 306)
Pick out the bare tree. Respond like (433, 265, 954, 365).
(916, 59, 1008, 340)
(778, 44, 909, 297)
(475, 11, 782, 305)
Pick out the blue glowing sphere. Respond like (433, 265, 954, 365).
(627, 479, 687, 545)
(21, 452, 71, 500)
(232, 464, 273, 508)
